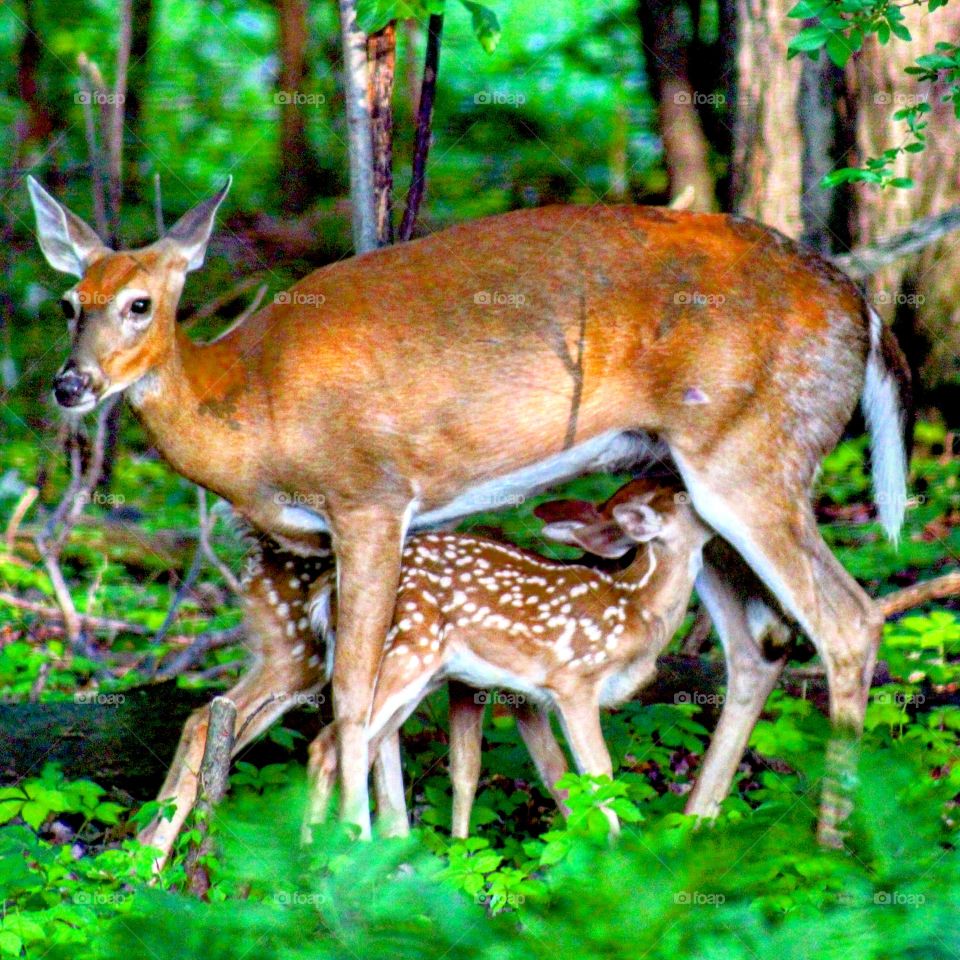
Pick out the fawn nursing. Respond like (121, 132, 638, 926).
(302, 478, 771, 836)
(29, 177, 909, 858)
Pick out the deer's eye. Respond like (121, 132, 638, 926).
(59, 298, 76, 320)
(129, 298, 151, 315)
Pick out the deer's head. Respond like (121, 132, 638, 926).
(27, 177, 231, 412)
(535, 478, 711, 558)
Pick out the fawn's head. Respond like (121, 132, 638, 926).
(27, 177, 231, 412)
(535, 478, 711, 559)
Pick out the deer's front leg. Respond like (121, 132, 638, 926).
(329, 505, 408, 837)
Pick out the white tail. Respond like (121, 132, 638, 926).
(863, 308, 910, 541)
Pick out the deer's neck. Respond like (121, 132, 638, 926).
(616, 539, 704, 626)
(127, 329, 262, 498)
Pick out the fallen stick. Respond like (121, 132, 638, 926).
(184, 696, 237, 898)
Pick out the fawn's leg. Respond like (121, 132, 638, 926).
(515, 703, 572, 816)
(554, 691, 619, 835)
(139, 541, 329, 869)
(448, 681, 486, 838)
(373, 733, 410, 837)
(684, 548, 788, 818)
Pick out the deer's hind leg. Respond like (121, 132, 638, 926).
(139, 539, 331, 869)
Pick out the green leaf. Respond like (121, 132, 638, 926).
(786, 0, 828, 16)
(888, 177, 915, 189)
(461, 0, 501, 54)
(826, 32, 853, 67)
(788, 25, 831, 53)
(890, 20, 912, 42)
(0, 932, 22, 957)
(19, 801, 48, 830)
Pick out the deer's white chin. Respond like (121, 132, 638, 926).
(55, 393, 98, 415)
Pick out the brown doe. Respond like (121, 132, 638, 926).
(28, 178, 909, 850)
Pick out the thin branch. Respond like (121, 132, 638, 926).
(107, 0, 133, 246)
(76, 54, 109, 238)
(5, 486, 38, 552)
(153, 626, 245, 681)
(197, 489, 242, 596)
(182, 274, 266, 330)
(0, 591, 151, 635)
(153, 172, 164, 234)
(833, 205, 960, 279)
(399, 13, 443, 242)
(879, 571, 960, 618)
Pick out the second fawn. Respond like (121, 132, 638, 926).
(303, 478, 714, 836)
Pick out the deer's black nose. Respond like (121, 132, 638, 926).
(52, 366, 92, 407)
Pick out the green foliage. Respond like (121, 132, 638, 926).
(786, 0, 960, 188)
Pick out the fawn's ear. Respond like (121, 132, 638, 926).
(27, 176, 108, 277)
(533, 498, 601, 525)
(541, 518, 636, 558)
(163, 177, 232, 272)
(611, 501, 664, 543)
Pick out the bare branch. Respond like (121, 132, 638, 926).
(399, 13, 443, 242)
(879, 571, 960, 619)
(833, 205, 960, 279)
(185, 696, 237, 899)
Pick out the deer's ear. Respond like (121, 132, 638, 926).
(612, 501, 664, 543)
(163, 177, 232, 272)
(542, 518, 635, 558)
(27, 176, 108, 278)
(533, 499, 601, 525)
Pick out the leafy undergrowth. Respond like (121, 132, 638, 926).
(0, 423, 958, 957)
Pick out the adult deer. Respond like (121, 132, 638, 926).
(28, 177, 909, 845)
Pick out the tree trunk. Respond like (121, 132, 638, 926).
(14, 0, 52, 167)
(637, 0, 717, 211)
(277, 0, 322, 215)
(852, 5, 960, 406)
(731, 0, 804, 233)
(337, 0, 377, 252)
(367, 22, 396, 246)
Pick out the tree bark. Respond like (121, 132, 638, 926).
(277, 0, 321, 214)
(14, 0, 52, 165)
(731, 0, 804, 233)
(367, 22, 396, 246)
(852, 4, 960, 403)
(638, 0, 718, 211)
(337, 0, 377, 252)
